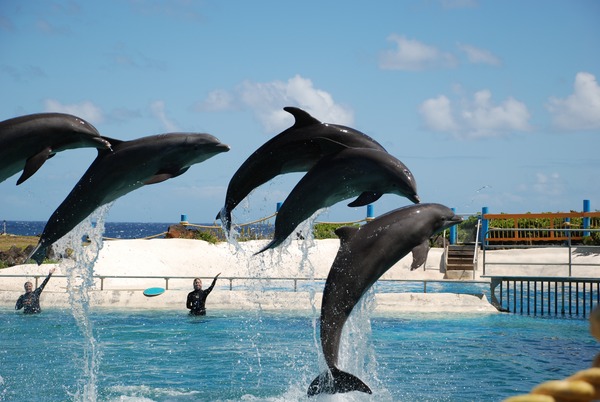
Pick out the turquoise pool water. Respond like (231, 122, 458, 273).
(0, 306, 596, 402)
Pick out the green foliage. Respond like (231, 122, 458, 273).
(194, 230, 220, 244)
(457, 215, 480, 243)
(312, 222, 360, 239)
(583, 231, 600, 246)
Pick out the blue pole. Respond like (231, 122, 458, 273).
(367, 204, 374, 220)
(450, 208, 457, 245)
(583, 199, 591, 237)
(480, 207, 489, 247)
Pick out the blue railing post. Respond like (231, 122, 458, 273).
(450, 208, 457, 245)
(480, 207, 489, 247)
(583, 199, 591, 237)
(367, 204, 374, 221)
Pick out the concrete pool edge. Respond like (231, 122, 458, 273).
(0, 289, 498, 313)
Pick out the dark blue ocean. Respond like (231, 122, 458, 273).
(2, 220, 175, 239)
(1, 220, 274, 240)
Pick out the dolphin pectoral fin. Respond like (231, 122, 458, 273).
(307, 367, 372, 396)
(410, 240, 430, 270)
(347, 191, 382, 207)
(16, 147, 54, 185)
(144, 174, 173, 185)
(144, 167, 190, 185)
(27, 244, 45, 266)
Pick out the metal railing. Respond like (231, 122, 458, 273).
(483, 211, 600, 243)
(482, 228, 600, 276)
(486, 276, 600, 318)
(0, 274, 489, 294)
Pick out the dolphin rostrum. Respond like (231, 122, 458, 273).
(0, 113, 111, 185)
(216, 106, 386, 231)
(28, 133, 229, 264)
(308, 203, 462, 396)
(256, 147, 420, 254)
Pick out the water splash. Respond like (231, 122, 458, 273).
(53, 203, 112, 402)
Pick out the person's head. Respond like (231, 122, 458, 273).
(193, 278, 202, 290)
(24, 281, 33, 293)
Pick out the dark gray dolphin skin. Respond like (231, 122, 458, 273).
(307, 203, 462, 396)
(256, 147, 420, 254)
(28, 133, 229, 264)
(0, 113, 111, 185)
(216, 106, 386, 231)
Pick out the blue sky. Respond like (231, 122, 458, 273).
(1, 0, 599, 225)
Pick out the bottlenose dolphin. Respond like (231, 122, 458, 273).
(217, 106, 386, 231)
(0, 113, 111, 185)
(256, 147, 420, 254)
(308, 203, 462, 396)
(28, 133, 229, 264)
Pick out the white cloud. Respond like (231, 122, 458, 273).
(197, 74, 352, 133)
(196, 89, 236, 112)
(546, 72, 600, 131)
(196, 75, 353, 132)
(456, 43, 501, 66)
(419, 95, 458, 132)
(379, 34, 457, 71)
(43, 99, 104, 124)
(532, 172, 563, 196)
(419, 89, 531, 138)
(150, 100, 179, 132)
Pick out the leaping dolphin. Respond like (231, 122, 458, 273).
(308, 203, 462, 396)
(28, 133, 230, 264)
(256, 147, 420, 254)
(216, 106, 386, 231)
(0, 113, 111, 185)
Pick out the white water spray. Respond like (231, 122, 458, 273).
(54, 204, 112, 402)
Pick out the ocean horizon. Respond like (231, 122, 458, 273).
(1, 220, 190, 239)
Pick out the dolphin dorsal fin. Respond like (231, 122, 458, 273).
(284, 106, 321, 127)
(334, 226, 359, 245)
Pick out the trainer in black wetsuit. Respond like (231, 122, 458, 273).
(15, 267, 56, 314)
(186, 273, 220, 316)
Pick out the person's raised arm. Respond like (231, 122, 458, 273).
(206, 273, 221, 293)
(38, 267, 56, 292)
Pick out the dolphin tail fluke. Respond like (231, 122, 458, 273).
(27, 244, 46, 266)
(215, 207, 232, 233)
(307, 367, 372, 397)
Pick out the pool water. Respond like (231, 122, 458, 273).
(0, 305, 596, 402)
